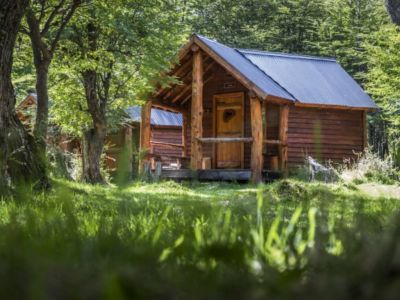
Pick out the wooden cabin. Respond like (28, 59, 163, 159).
(16, 95, 183, 174)
(140, 34, 377, 182)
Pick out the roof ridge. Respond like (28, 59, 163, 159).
(234, 48, 298, 102)
(238, 49, 337, 62)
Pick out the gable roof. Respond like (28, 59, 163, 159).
(193, 34, 377, 109)
(125, 106, 182, 127)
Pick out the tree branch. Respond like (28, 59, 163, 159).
(40, 0, 66, 36)
(49, 0, 82, 54)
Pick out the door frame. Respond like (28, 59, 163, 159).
(213, 92, 245, 169)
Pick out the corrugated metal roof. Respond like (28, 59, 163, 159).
(125, 106, 182, 127)
(195, 35, 295, 101)
(195, 34, 377, 109)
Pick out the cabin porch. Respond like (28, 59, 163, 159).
(139, 37, 290, 183)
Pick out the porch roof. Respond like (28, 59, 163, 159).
(126, 106, 182, 127)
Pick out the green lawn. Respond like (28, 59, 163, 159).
(1, 179, 399, 299)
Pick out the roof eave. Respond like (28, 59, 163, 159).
(191, 35, 269, 101)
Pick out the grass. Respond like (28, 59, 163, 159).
(0, 179, 400, 299)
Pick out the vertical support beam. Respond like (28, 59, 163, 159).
(250, 95, 263, 183)
(124, 126, 133, 177)
(139, 100, 152, 173)
(190, 46, 203, 169)
(362, 110, 368, 150)
(279, 105, 289, 177)
(182, 110, 188, 157)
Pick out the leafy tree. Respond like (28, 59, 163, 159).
(0, 0, 48, 193)
(21, 0, 82, 155)
(189, 0, 327, 54)
(50, 0, 186, 183)
(319, 0, 388, 79)
(365, 24, 400, 165)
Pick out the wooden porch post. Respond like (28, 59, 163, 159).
(362, 111, 368, 150)
(279, 105, 289, 177)
(182, 110, 188, 157)
(190, 46, 203, 169)
(250, 95, 263, 183)
(139, 100, 152, 172)
(124, 126, 133, 177)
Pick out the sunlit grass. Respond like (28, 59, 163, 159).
(0, 179, 399, 299)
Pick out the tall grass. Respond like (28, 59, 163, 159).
(0, 179, 399, 299)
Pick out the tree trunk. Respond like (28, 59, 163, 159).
(82, 126, 106, 184)
(386, 0, 400, 25)
(0, 0, 49, 192)
(81, 67, 107, 184)
(26, 8, 51, 153)
(33, 61, 50, 151)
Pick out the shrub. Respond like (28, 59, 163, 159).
(340, 150, 399, 184)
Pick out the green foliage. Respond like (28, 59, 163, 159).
(365, 24, 400, 165)
(49, 0, 188, 135)
(319, 0, 388, 79)
(340, 149, 399, 184)
(0, 180, 399, 298)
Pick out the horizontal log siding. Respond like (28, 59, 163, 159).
(287, 107, 364, 167)
(151, 125, 183, 165)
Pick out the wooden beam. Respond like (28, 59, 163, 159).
(294, 102, 376, 112)
(182, 111, 188, 157)
(150, 99, 185, 113)
(264, 139, 286, 145)
(363, 111, 368, 150)
(124, 126, 133, 177)
(150, 141, 184, 148)
(250, 96, 264, 183)
(181, 93, 192, 105)
(172, 84, 191, 103)
(190, 49, 203, 170)
(180, 74, 215, 106)
(279, 105, 289, 177)
(139, 100, 152, 173)
(198, 137, 253, 143)
(171, 60, 216, 104)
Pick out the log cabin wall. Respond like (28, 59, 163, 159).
(151, 125, 183, 165)
(287, 107, 364, 168)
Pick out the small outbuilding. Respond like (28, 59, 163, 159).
(140, 34, 377, 182)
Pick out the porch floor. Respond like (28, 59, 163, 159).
(160, 169, 282, 182)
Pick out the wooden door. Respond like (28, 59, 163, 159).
(214, 93, 244, 168)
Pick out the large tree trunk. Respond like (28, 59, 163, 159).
(0, 0, 49, 193)
(32, 60, 50, 150)
(81, 68, 107, 184)
(386, 0, 400, 25)
(82, 126, 106, 184)
(26, 8, 51, 153)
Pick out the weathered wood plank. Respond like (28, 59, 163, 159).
(279, 105, 289, 176)
(150, 141, 184, 148)
(198, 137, 253, 143)
(250, 96, 263, 183)
(190, 49, 203, 169)
(139, 100, 152, 173)
(363, 111, 368, 150)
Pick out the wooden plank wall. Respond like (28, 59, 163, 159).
(287, 107, 364, 168)
(151, 125, 183, 164)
